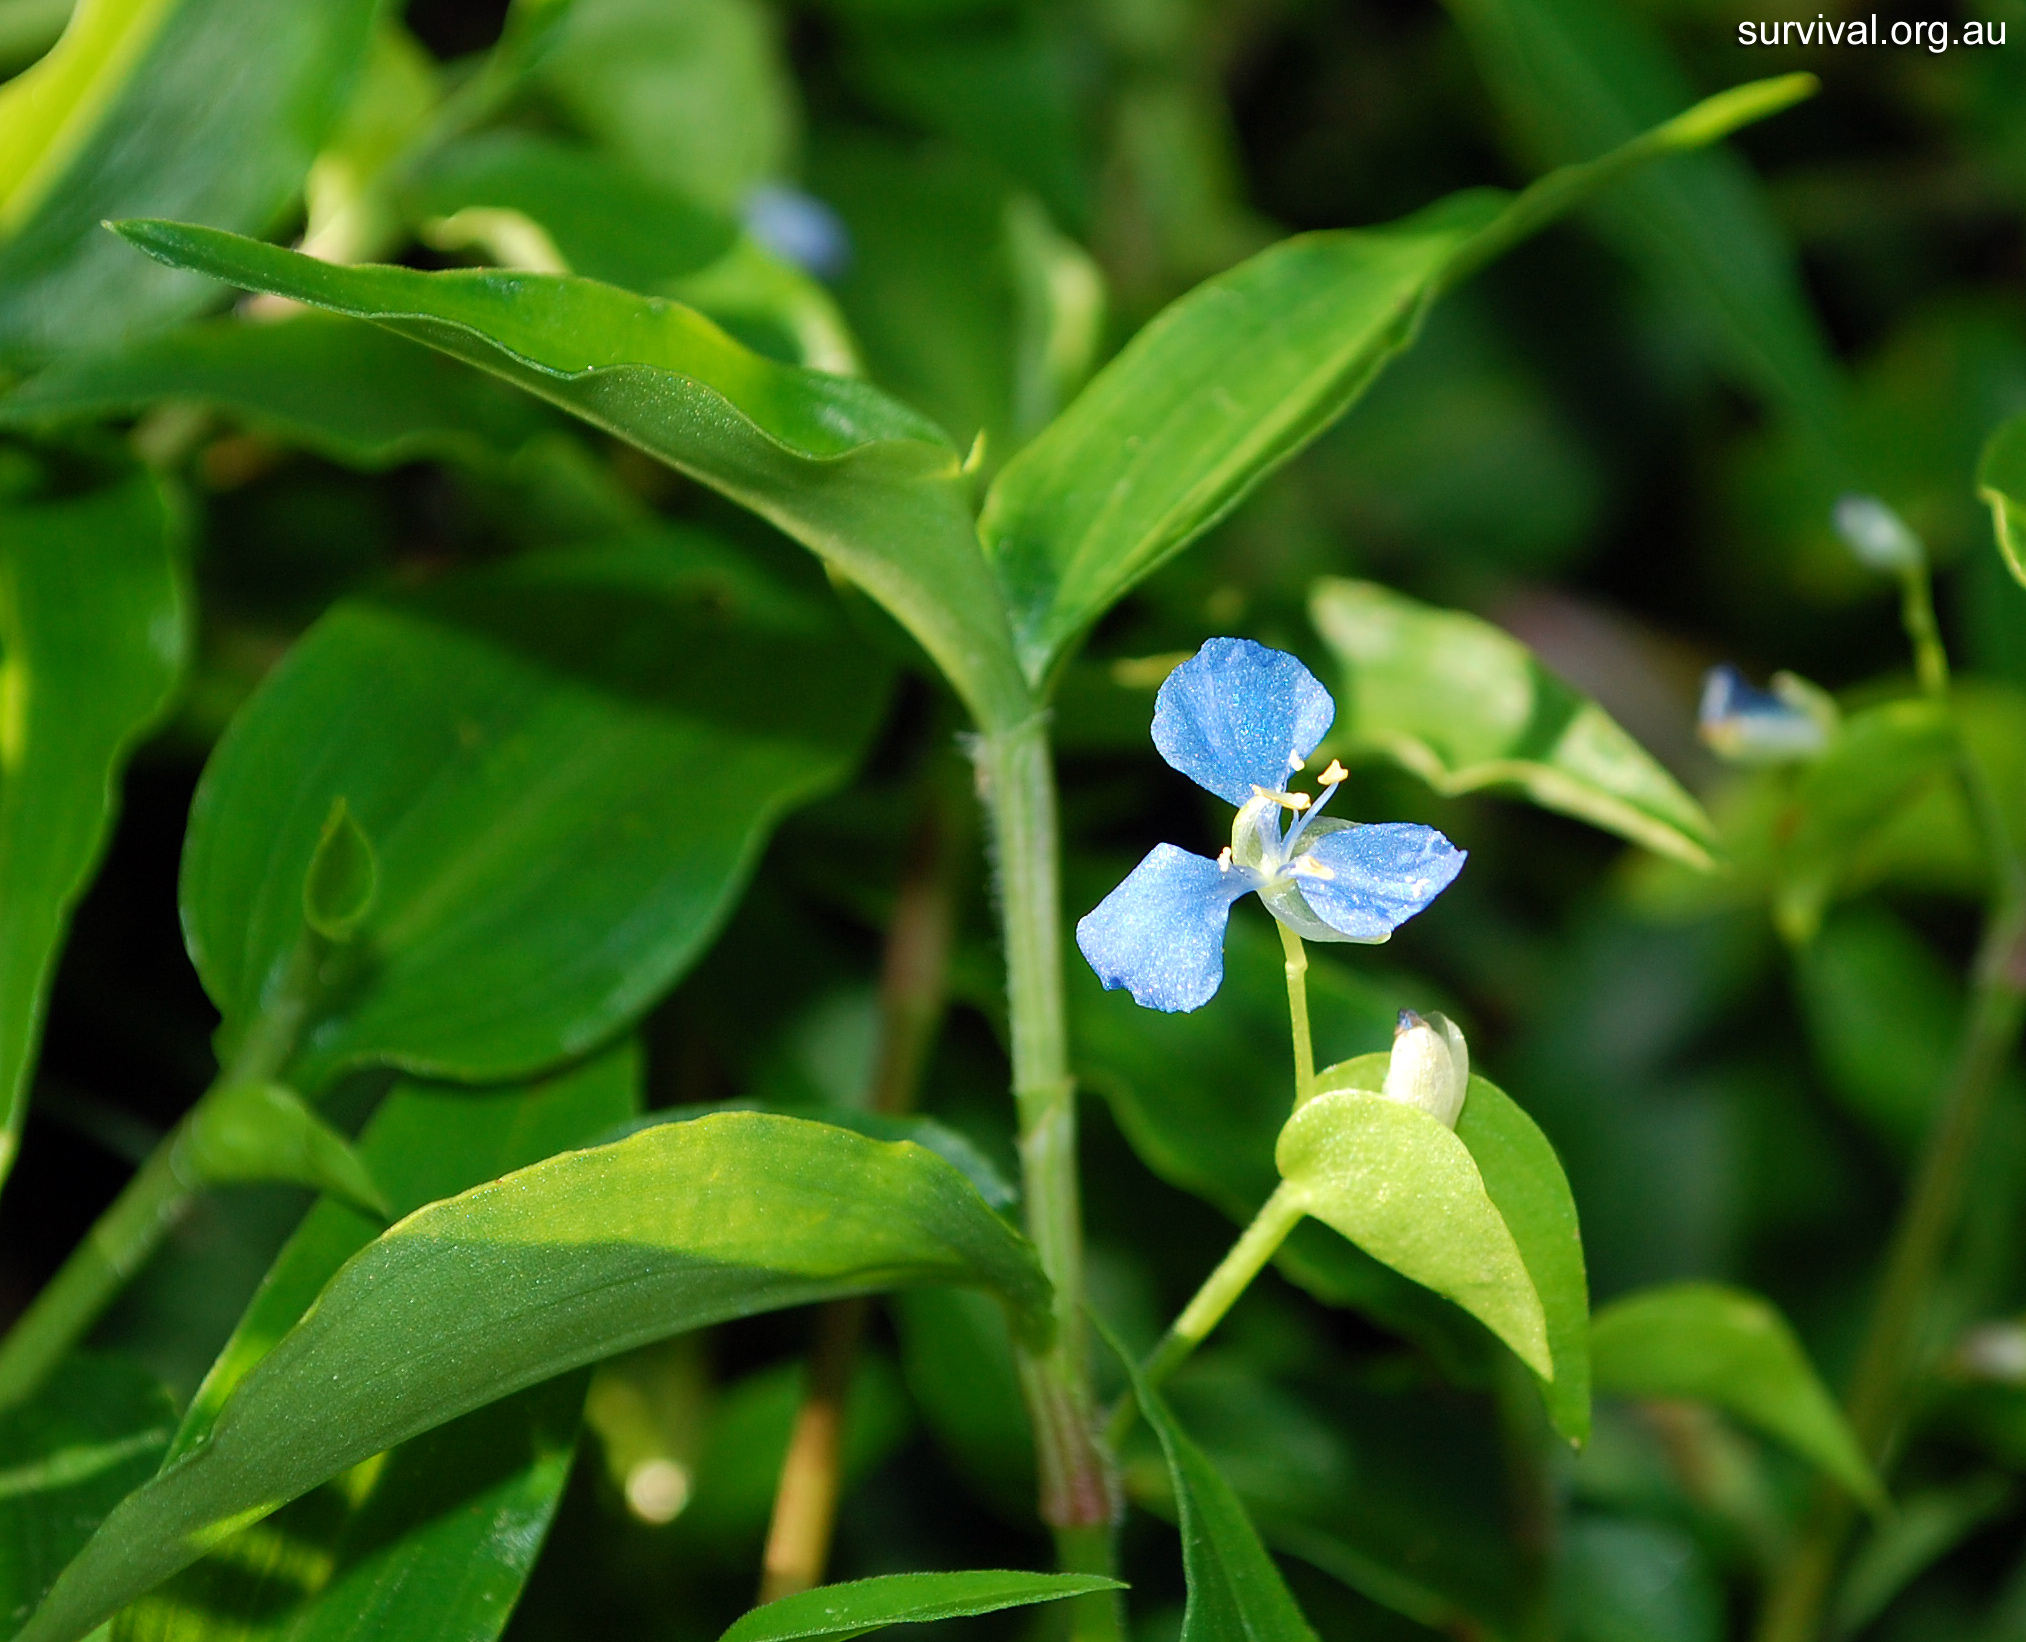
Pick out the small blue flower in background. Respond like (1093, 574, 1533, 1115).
(1076, 638, 1467, 1013)
(742, 184, 852, 281)
(1697, 664, 1834, 765)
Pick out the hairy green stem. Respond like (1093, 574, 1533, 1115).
(974, 714, 1118, 1642)
(1277, 922, 1316, 1108)
(0, 938, 319, 1409)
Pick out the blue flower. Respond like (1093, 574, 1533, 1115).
(1076, 638, 1467, 1013)
(1697, 664, 1833, 765)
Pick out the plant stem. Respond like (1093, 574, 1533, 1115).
(0, 938, 318, 1409)
(1107, 1184, 1305, 1449)
(1277, 922, 1315, 1108)
(1756, 903, 2026, 1642)
(758, 788, 959, 1602)
(1900, 562, 1951, 702)
(974, 714, 1119, 1642)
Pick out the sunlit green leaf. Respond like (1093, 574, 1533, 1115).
(112, 218, 1030, 727)
(1111, 1329, 1317, 1642)
(181, 531, 890, 1091)
(0, 313, 554, 469)
(1589, 1281, 1883, 1509)
(0, 471, 186, 1191)
(717, 1570, 1124, 1642)
(1276, 1088, 1552, 1379)
(1309, 577, 1714, 869)
(119, 1045, 641, 1642)
(0, 0, 379, 363)
(19, 1112, 1051, 1642)
(1978, 411, 2026, 589)
(976, 75, 1815, 686)
(180, 1080, 388, 1219)
(0, 1355, 173, 1636)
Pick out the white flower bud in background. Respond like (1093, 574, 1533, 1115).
(1382, 1010, 1469, 1128)
(1833, 493, 1925, 574)
(1697, 665, 1836, 765)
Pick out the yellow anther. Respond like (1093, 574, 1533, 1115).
(1291, 853, 1335, 880)
(1290, 755, 1307, 772)
(1319, 759, 1349, 785)
(1216, 846, 1233, 872)
(1249, 785, 1310, 812)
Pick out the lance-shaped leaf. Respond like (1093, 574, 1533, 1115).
(116, 1046, 641, 1642)
(0, 314, 555, 469)
(18, 1112, 1051, 1642)
(0, 472, 186, 1191)
(110, 219, 1032, 729)
(1978, 412, 2026, 589)
(1590, 1281, 1883, 1509)
(1316, 1054, 1590, 1443)
(1309, 578, 1714, 869)
(178, 1081, 389, 1219)
(0, 0, 379, 364)
(717, 1571, 1125, 1642)
(975, 74, 1814, 687)
(1110, 1328, 1318, 1642)
(1276, 1089, 1552, 1379)
(180, 531, 889, 1091)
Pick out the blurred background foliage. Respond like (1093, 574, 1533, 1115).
(3, 0, 2026, 1639)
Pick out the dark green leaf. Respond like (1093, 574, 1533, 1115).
(1978, 411, 2026, 589)
(20, 1112, 1050, 1642)
(181, 531, 890, 1090)
(1309, 577, 1714, 868)
(1559, 1514, 1722, 1642)
(0, 314, 555, 469)
(1110, 1329, 1318, 1642)
(111, 219, 1031, 728)
(0, 0, 378, 363)
(976, 76, 1815, 685)
(300, 797, 376, 942)
(718, 1570, 1124, 1642)
(1831, 1475, 2011, 1638)
(0, 472, 186, 1190)
(1589, 1281, 1883, 1508)
(0, 1356, 173, 1636)
(180, 1081, 389, 1218)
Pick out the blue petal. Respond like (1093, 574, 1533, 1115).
(1152, 637, 1335, 806)
(1293, 823, 1465, 941)
(1076, 844, 1251, 1012)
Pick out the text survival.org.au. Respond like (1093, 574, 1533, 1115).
(1740, 15, 2007, 50)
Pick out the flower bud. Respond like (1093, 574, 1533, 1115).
(1833, 494, 1925, 574)
(1381, 1010, 1469, 1128)
(1697, 665, 1834, 765)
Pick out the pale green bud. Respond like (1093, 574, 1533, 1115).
(1833, 494, 1925, 574)
(1381, 1010, 1469, 1128)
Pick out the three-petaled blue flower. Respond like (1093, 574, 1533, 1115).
(1076, 638, 1466, 1013)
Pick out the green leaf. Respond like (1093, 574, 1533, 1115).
(1276, 1089, 1552, 1379)
(1589, 1281, 1884, 1509)
(116, 1053, 641, 1642)
(0, 0, 379, 364)
(0, 1355, 173, 1636)
(1308, 577, 1715, 869)
(975, 75, 1815, 686)
(1109, 1328, 1318, 1642)
(1830, 1475, 2011, 1638)
(110, 218, 1031, 729)
(1773, 697, 1957, 943)
(717, 1571, 1125, 1642)
(0, 313, 556, 469)
(1559, 1514, 1722, 1642)
(179, 1080, 389, 1219)
(1317, 1054, 1591, 1443)
(0, 471, 186, 1191)
(299, 796, 376, 942)
(180, 531, 890, 1091)
(19, 1112, 1051, 1642)
(1441, 0, 1846, 455)
(1978, 411, 2026, 589)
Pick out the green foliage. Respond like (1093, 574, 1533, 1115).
(1980, 413, 2026, 589)
(178, 1079, 387, 1217)
(715, 1571, 1125, 1642)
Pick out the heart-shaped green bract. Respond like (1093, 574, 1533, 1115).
(1276, 1088, 1552, 1379)
(0, 0, 378, 365)
(0, 471, 187, 1193)
(180, 530, 889, 1092)
(1309, 577, 1714, 870)
(717, 1570, 1125, 1642)
(115, 1045, 642, 1642)
(1590, 1281, 1883, 1509)
(110, 219, 1030, 730)
(18, 1112, 1051, 1642)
